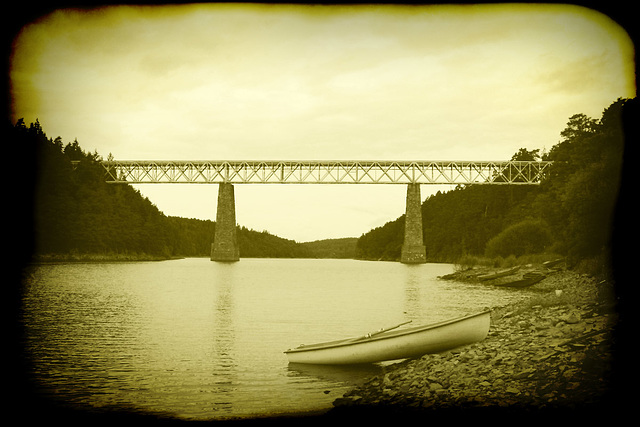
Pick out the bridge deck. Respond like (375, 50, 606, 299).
(101, 160, 551, 185)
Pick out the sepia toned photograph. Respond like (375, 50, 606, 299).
(9, 1, 636, 424)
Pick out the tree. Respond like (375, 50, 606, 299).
(355, 98, 632, 263)
(559, 113, 599, 143)
(555, 100, 627, 259)
(485, 219, 552, 258)
(63, 139, 84, 160)
(511, 148, 540, 161)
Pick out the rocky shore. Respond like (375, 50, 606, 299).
(326, 265, 625, 420)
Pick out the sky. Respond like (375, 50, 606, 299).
(10, 3, 636, 242)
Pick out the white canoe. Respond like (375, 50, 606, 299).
(284, 310, 491, 365)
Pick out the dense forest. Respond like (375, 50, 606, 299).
(356, 98, 633, 274)
(13, 118, 325, 260)
(14, 97, 633, 269)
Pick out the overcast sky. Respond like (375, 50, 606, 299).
(11, 3, 635, 242)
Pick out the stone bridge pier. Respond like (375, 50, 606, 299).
(400, 183, 427, 263)
(210, 182, 427, 264)
(210, 183, 240, 262)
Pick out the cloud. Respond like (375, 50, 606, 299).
(11, 3, 635, 240)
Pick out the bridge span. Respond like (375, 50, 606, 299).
(102, 160, 550, 185)
(101, 160, 551, 263)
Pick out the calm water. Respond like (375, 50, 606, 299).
(21, 258, 527, 420)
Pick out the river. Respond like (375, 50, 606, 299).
(20, 258, 527, 420)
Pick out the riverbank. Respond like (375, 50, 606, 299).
(325, 265, 623, 420)
(29, 253, 181, 263)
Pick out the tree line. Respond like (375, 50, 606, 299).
(356, 98, 632, 272)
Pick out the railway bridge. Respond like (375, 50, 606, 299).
(101, 160, 551, 263)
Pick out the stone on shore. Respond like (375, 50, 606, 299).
(329, 268, 620, 415)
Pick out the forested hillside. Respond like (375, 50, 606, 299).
(14, 119, 313, 260)
(356, 98, 632, 270)
(300, 238, 358, 259)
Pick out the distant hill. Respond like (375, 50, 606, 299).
(300, 237, 358, 259)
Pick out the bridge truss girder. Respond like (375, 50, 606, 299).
(95, 159, 553, 263)
(101, 160, 552, 185)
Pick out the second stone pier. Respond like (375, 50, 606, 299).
(211, 182, 240, 262)
(401, 183, 427, 264)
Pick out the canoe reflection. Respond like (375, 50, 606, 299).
(287, 362, 387, 386)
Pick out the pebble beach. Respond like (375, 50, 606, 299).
(322, 265, 626, 421)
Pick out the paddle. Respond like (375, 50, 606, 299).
(347, 320, 413, 343)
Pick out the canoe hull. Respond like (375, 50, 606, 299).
(284, 311, 490, 365)
(494, 272, 546, 288)
(478, 266, 519, 281)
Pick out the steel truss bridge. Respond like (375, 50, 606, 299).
(98, 159, 552, 263)
(101, 160, 552, 185)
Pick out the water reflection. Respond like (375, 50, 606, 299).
(22, 259, 527, 420)
(287, 363, 384, 386)
(402, 264, 425, 320)
(210, 263, 237, 413)
(401, 263, 460, 322)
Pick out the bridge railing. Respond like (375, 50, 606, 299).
(100, 160, 552, 185)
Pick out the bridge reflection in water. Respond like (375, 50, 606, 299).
(100, 160, 552, 264)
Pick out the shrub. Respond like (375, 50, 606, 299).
(485, 219, 553, 258)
